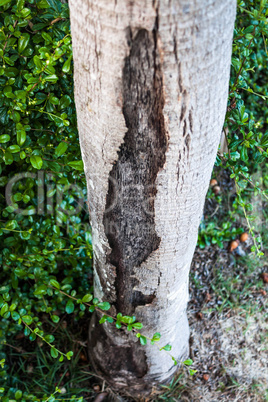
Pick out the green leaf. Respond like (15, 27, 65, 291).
(11, 311, 20, 321)
(183, 359, 193, 366)
(0, 303, 9, 316)
(66, 351, 73, 360)
(21, 7, 31, 18)
(33, 55, 43, 69)
(24, 327, 30, 336)
(17, 131, 26, 146)
(120, 315, 135, 324)
(5, 220, 17, 230)
(244, 25, 254, 33)
(50, 347, 59, 358)
(50, 96, 59, 105)
(152, 332, 161, 342)
(55, 142, 68, 157)
(139, 336, 147, 345)
(67, 160, 84, 171)
(65, 300, 74, 314)
(29, 332, 35, 341)
(46, 0, 60, 12)
(7, 145, 20, 153)
(34, 285, 47, 295)
(50, 279, 60, 289)
(18, 33, 30, 54)
(42, 32, 52, 42)
(30, 155, 43, 169)
(15, 390, 22, 400)
(44, 335, 55, 343)
(189, 369, 197, 376)
(59, 95, 71, 109)
(5, 67, 18, 77)
(22, 315, 33, 325)
(172, 357, 178, 365)
(132, 322, 143, 329)
(240, 146, 248, 163)
(162, 344, 172, 351)
(11, 111, 21, 123)
(82, 294, 93, 303)
(3, 85, 12, 96)
(4, 151, 13, 165)
(62, 55, 72, 73)
(97, 301, 111, 311)
(45, 74, 58, 83)
(51, 315, 60, 323)
(0, 134, 10, 143)
(0, 0, 12, 5)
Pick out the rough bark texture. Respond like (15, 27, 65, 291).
(69, 0, 236, 394)
(104, 28, 167, 315)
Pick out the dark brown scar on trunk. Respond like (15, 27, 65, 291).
(103, 26, 167, 315)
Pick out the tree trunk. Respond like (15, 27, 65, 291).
(69, 0, 236, 394)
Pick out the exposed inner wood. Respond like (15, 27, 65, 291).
(89, 313, 148, 383)
(104, 26, 167, 315)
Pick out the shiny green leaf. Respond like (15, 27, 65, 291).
(55, 142, 68, 157)
(30, 155, 43, 169)
(65, 300, 74, 314)
(18, 33, 30, 54)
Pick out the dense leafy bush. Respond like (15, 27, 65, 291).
(0, 0, 267, 400)
(226, 0, 268, 251)
(0, 0, 92, 399)
(200, 0, 268, 252)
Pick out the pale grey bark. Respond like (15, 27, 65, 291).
(69, 0, 236, 394)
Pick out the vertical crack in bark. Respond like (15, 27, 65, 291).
(104, 26, 167, 315)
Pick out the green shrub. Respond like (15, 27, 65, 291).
(198, 0, 268, 252)
(0, 1, 92, 399)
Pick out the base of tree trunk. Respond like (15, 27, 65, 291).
(88, 313, 186, 396)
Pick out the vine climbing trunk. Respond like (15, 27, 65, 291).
(69, 0, 236, 394)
